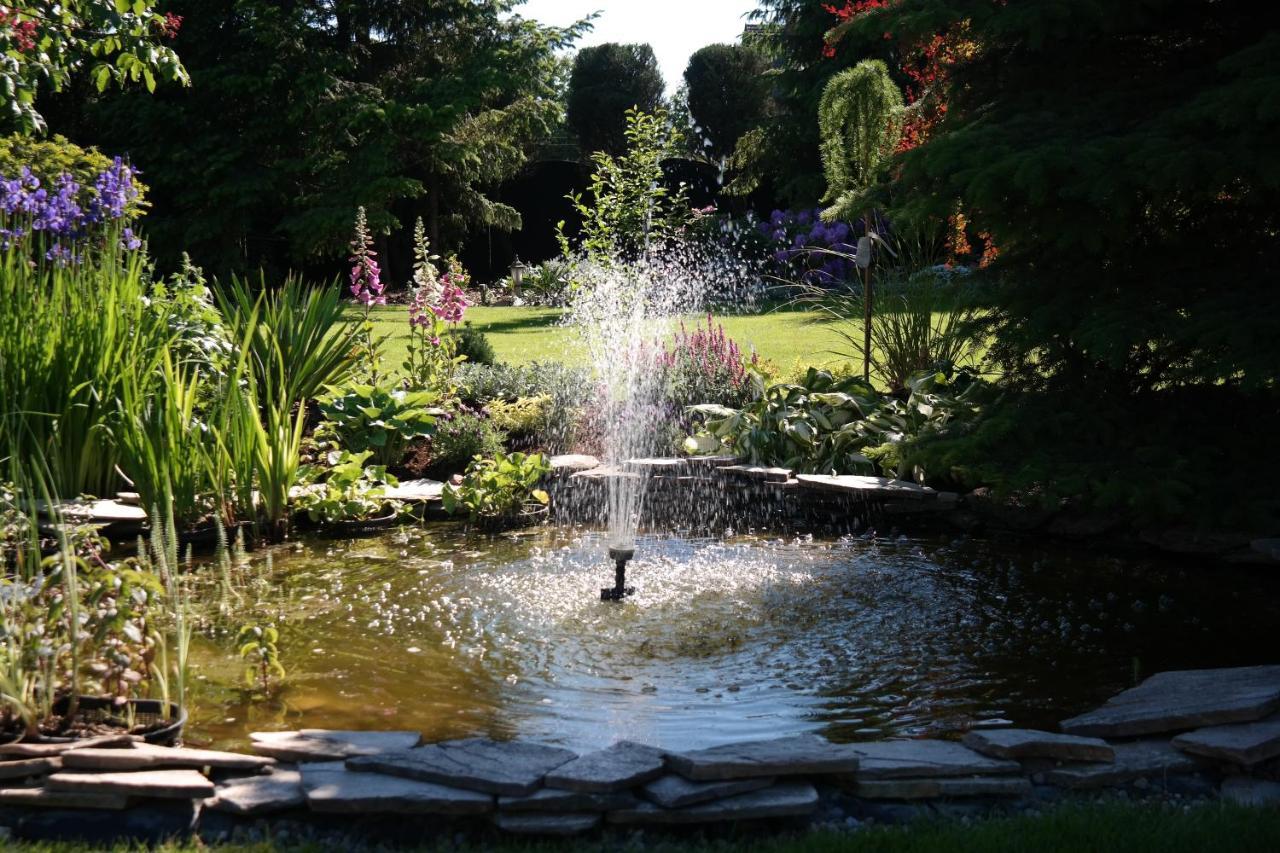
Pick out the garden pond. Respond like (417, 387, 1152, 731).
(181, 525, 1280, 753)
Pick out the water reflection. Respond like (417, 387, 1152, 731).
(185, 526, 1280, 751)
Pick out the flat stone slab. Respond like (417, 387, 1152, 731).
(347, 738, 577, 797)
(383, 478, 444, 502)
(962, 729, 1114, 763)
(36, 498, 147, 523)
(855, 775, 1032, 800)
(1171, 714, 1280, 766)
(848, 740, 1021, 780)
(494, 812, 601, 836)
(796, 474, 937, 501)
(206, 768, 304, 815)
(608, 782, 819, 825)
(0, 787, 129, 810)
(498, 787, 636, 813)
(625, 458, 687, 474)
(1220, 776, 1280, 807)
(250, 729, 421, 762)
(1042, 740, 1201, 789)
(301, 761, 492, 815)
(1060, 666, 1280, 737)
(549, 454, 599, 473)
(544, 741, 666, 793)
(0, 757, 60, 779)
(682, 455, 742, 469)
(641, 774, 775, 808)
(569, 466, 641, 482)
(720, 465, 793, 483)
(667, 734, 860, 781)
(0, 734, 136, 758)
(62, 742, 274, 772)
(46, 768, 215, 799)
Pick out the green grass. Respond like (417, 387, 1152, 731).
(5, 802, 1277, 851)
(361, 304, 877, 372)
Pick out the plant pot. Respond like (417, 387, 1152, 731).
(474, 503, 549, 533)
(324, 506, 402, 536)
(13, 696, 188, 746)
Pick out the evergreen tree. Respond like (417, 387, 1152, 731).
(565, 43, 665, 157)
(683, 43, 770, 162)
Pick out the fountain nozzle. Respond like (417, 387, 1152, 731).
(602, 546, 636, 601)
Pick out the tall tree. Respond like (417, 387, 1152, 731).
(565, 43, 664, 157)
(54, 0, 585, 279)
(835, 0, 1280, 525)
(683, 43, 770, 162)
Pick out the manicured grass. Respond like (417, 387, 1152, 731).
(5, 802, 1277, 851)
(361, 304, 866, 371)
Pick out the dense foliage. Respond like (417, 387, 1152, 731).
(565, 43, 665, 157)
(683, 44, 771, 162)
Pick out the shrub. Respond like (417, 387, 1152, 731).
(448, 321, 495, 365)
(0, 134, 148, 220)
(442, 452, 550, 522)
(660, 314, 759, 411)
(423, 408, 506, 479)
(454, 362, 588, 453)
(318, 384, 442, 467)
(294, 450, 404, 524)
(487, 395, 552, 442)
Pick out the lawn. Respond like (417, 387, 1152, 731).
(362, 304, 865, 372)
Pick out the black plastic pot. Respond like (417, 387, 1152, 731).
(34, 696, 187, 746)
(324, 507, 402, 536)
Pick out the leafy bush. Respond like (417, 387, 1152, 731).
(448, 321, 495, 366)
(487, 395, 553, 441)
(756, 207, 863, 285)
(521, 259, 574, 306)
(423, 408, 507, 479)
(442, 452, 550, 521)
(454, 362, 588, 452)
(0, 134, 148, 219)
(295, 450, 403, 524)
(318, 384, 442, 467)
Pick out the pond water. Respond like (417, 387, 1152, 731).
(184, 525, 1280, 752)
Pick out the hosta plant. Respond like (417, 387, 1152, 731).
(442, 452, 550, 522)
(318, 384, 443, 467)
(294, 450, 404, 524)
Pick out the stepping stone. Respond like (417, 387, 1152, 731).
(346, 738, 577, 797)
(608, 782, 819, 825)
(383, 479, 444, 502)
(720, 465, 792, 483)
(0, 734, 136, 758)
(0, 787, 128, 810)
(206, 768, 304, 816)
(570, 467, 641, 482)
(250, 729, 421, 762)
(37, 498, 147, 523)
(626, 458, 687, 475)
(962, 729, 1114, 763)
(1042, 740, 1201, 789)
(494, 812, 601, 836)
(46, 768, 215, 799)
(796, 474, 937, 501)
(1220, 776, 1280, 807)
(300, 761, 492, 815)
(849, 740, 1020, 780)
(666, 734, 860, 781)
(1060, 666, 1280, 737)
(62, 742, 274, 772)
(544, 741, 666, 793)
(0, 757, 60, 779)
(641, 774, 775, 808)
(855, 776, 1032, 800)
(1171, 714, 1280, 766)
(498, 787, 637, 812)
(549, 454, 599, 473)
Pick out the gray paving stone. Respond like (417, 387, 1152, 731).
(498, 787, 637, 812)
(855, 775, 1032, 800)
(0, 757, 59, 779)
(46, 768, 215, 799)
(206, 768, 304, 816)
(1220, 776, 1280, 807)
(849, 740, 1021, 780)
(62, 742, 274, 772)
(796, 474, 937, 501)
(1060, 666, 1280, 737)
(1171, 714, 1280, 766)
(720, 465, 793, 483)
(300, 761, 492, 815)
(494, 812, 601, 836)
(0, 734, 135, 758)
(641, 774, 776, 808)
(962, 729, 1114, 763)
(249, 729, 421, 762)
(346, 738, 577, 797)
(544, 741, 665, 793)
(549, 454, 600, 473)
(608, 782, 819, 825)
(0, 787, 128, 810)
(1042, 740, 1201, 789)
(666, 734, 860, 781)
